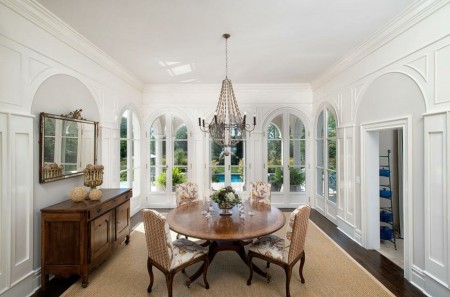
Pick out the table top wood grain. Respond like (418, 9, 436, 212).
(167, 201, 286, 241)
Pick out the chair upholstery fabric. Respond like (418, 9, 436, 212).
(142, 209, 210, 296)
(175, 182, 199, 206)
(172, 238, 208, 269)
(247, 205, 311, 297)
(249, 205, 310, 264)
(249, 181, 271, 205)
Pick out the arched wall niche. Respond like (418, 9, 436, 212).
(30, 74, 100, 269)
(31, 74, 100, 120)
(356, 72, 426, 121)
(355, 72, 426, 271)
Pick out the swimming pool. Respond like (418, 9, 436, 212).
(213, 174, 242, 182)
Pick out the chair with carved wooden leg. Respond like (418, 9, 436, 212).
(142, 209, 210, 297)
(247, 205, 311, 297)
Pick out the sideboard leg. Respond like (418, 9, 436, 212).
(41, 273, 49, 292)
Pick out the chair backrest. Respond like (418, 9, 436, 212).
(249, 181, 271, 205)
(175, 182, 199, 206)
(142, 209, 174, 270)
(285, 205, 311, 264)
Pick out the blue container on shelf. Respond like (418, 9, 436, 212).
(380, 211, 393, 223)
(379, 168, 390, 177)
(380, 226, 394, 240)
(380, 188, 392, 199)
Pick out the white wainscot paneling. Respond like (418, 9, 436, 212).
(435, 45, 450, 104)
(0, 113, 8, 292)
(9, 115, 33, 285)
(345, 130, 355, 225)
(424, 113, 448, 288)
(337, 127, 355, 227)
(0, 43, 21, 106)
(337, 135, 345, 215)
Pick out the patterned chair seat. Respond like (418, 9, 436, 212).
(172, 238, 209, 269)
(248, 235, 286, 262)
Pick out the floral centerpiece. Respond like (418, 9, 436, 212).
(211, 186, 241, 215)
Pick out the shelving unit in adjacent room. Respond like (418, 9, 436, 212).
(379, 149, 396, 250)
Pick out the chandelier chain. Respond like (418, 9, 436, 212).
(225, 36, 228, 78)
(198, 33, 256, 151)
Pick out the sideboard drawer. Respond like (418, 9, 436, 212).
(88, 192, 130, 219)
(89, 199, 115, 219)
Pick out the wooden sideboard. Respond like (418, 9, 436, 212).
(40, 188, 132, 291)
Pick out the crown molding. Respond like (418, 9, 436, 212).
(311, 0, 447, 90)
(1, 0, 144, 91)
(143, 83, 312, 94)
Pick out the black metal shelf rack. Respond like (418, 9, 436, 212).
(379, 149, 396, 250)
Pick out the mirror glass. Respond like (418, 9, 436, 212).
(39, 112, 98, 183)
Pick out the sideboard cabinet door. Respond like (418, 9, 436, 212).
(116, 201, 130, 243)
(90, 210, 113, 262)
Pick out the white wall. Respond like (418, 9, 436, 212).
(313, 1, 450, 295)
(0, 1, 143, 296)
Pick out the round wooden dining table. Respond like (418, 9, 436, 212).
(167, 201, 286, 285)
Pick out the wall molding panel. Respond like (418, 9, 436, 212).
(424, 112, 449, 289)
(0, 113, 34, 295)
(0, 42, 22, 107)
(434, 44, 450, 104)
(0, 113, 9, 294)
(405, 54, 429, 82)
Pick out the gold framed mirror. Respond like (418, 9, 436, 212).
(39, 110, 99, 183)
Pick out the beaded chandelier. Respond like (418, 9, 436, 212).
(198, 34, 256, 154)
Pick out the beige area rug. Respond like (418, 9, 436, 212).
(61, 214, 394, 297)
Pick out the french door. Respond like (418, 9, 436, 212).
(209, 138, 247, 193)
(266, 111, 308, 206)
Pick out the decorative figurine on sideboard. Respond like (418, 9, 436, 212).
(83, 164, 104, 200)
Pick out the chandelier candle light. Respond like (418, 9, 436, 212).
(199, 34, 256, 155)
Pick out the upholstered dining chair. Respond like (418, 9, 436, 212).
(175, 182, 199, 206)
(247, 204, 311, 297)
(249, 181, 272, 205)
(142, 209, 210, 297)
(175, 182, 199, 239)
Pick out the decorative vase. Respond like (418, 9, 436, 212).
(70, 187, 87, 202)
(218, 204, 233, 216)
(89, 188, 102, 201)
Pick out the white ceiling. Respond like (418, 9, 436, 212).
(36, 0, 417, 85)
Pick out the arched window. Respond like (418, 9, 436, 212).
(316, 107, 337, 203)
(267, 113, 306, 193)
(120, 109, 140, 195)
(149, 114, 189, 192)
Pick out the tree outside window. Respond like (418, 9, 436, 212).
(119, 110, 140, 196)
(316, 107, 337, 203)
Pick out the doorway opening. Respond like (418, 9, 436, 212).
(377, 129, 404, 268)
(361, 117, 411, 280)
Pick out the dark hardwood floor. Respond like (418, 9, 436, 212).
(33, 208, 425, 297)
